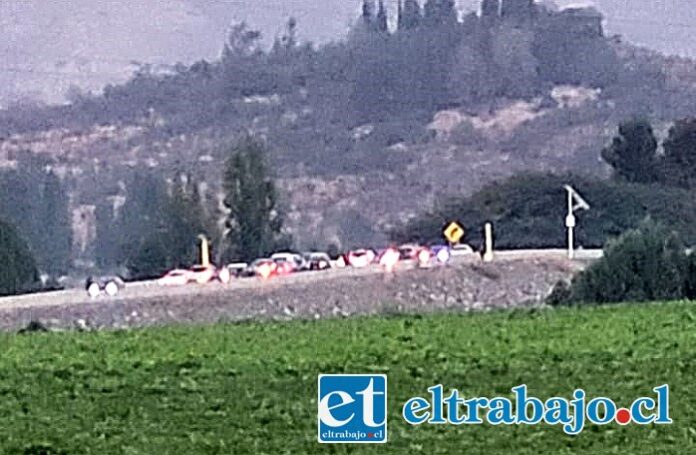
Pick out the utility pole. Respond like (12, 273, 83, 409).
(564, 185, 590, 260)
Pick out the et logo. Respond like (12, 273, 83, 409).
(317, 374, 387, 443)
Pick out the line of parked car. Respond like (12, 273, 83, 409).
(84, 243, 477, 296)
(156, 243, 477, 287)
(157, 251, 334, 286)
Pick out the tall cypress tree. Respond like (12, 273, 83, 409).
(0, 219, 38, 296)
(397, 0, 403, 29)
(400, 0, 422, 30)
(95, 201, 118, 269)
(423, 0, 457, 28)
(39, 171, 72, 273)
(481, 0, 500, 19)
(659, 118, 696, 189)
(113, 171, 168, 266)
(362, 0, 376, 30)
(222, 135, 287, 262)
(377, 0, 389, 33)
(126, 174, 213, 279)
(0, 159, 72, 274)
(601, 119, 659, 185)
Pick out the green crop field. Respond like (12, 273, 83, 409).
(0, 302, 695, 454)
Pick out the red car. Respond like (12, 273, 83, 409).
(248, 259, 279, 279)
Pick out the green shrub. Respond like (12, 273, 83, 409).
(546, 280, 572, 307)
(684, 253, 696, 300)
(564, 221, 688, 304)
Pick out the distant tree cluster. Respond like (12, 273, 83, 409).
(0, 219, 38, 296)
(0, 0, 631, 140)
(96, 171, 215, 279)
(603, 117, 696, 190)
(392, 173, 696, 249)
(0, 153, 72, 274)
(350, 0, 620, 120)
(93, 135, 289, 277)
(397, 115, 696, 252)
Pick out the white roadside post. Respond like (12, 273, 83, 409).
(483, 222, 494, 262)
(198, 234, 210, 267)
(564, 185, 590, 260)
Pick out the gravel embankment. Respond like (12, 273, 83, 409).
(0, 257, 581, 332)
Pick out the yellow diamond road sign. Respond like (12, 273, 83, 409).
(444, 222, 465, 244)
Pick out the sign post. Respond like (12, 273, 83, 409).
(564, 185, 590, 260)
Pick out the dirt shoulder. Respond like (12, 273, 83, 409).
(1, 258, 580, 332)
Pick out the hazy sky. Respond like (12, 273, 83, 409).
(1, 0, 695, 104)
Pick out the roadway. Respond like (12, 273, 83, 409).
(0, 249, 602, 312)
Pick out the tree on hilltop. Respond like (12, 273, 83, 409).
(399, 0, 422, 30)
(377, 0, 389, 33)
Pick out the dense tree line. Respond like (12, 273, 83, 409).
(0, 219, 38, 296)
(95, 170, 216, 279)
(93, 135, 288, 277)
(603, 117, 696, 190)
(0, 153, 72, 274)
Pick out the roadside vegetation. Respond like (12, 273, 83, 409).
(1, 302, 694, 454)
(0, 219, 38, 296)
(550, 221, 696, 305)
(396, 117, 696, 250)
(0, 153, 72, 275)
(94, 135, 286, 280)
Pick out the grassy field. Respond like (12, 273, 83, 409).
(0, 302, 694, 454)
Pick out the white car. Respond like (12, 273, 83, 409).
(450, 244, 475, 256)
(189, 265, 219, 284)
(158, 269, 193, 286)
(347, 249, 376, 268)
(158, 265, 230, 286)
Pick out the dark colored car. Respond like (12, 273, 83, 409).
(307, 252, 332, 271)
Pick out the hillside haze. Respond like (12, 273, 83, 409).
(1, 0, 696, 105)
(1, 0, 696, 269)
